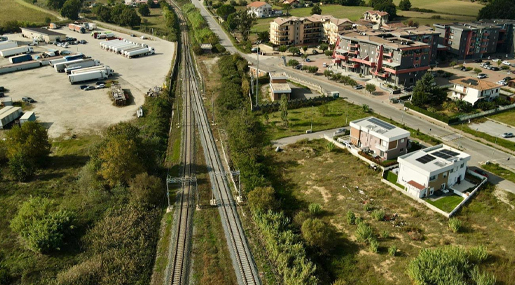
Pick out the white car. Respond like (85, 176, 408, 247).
(477, 73, 487, 79)
(502, 61, 511, 66)
(497, 80, 507, 86)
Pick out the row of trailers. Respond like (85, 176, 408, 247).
(99, 39, 155, 59)
(48, 55, 114, 84)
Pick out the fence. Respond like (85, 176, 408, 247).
(447, 170, 488, 217)
(253, 95, 335, 112)
(454, 103, 515, 123)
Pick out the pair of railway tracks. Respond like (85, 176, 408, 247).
(165, 2, 261, 284)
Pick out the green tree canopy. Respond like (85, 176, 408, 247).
(10, 197, 75, 253)
(247, 186, 277, 213)
(60, 0, 81, 20)
(129, 173, 163, 207)
(411, 72, 447, 107)
(138, 3, 150, 16)
(93, 5, 112, 22)
(47, 0, 66, 9)
(365, 83, 376, 94)
(311, 4, 322, 15)
(398, 0, 411, 11)
(120, 7, 141, 28)
(301, 218, 333, 253)
(288, 46, 300, 55)
(370, 0, 397, 18)
(478, 0, 515, 20)
(216, 4, 236, 20)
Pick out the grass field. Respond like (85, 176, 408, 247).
(489, 110, 515, 127)
(0, 0, 58, 24)
(397, 11, 476, 26)
(393, 0, 483, 17)
(425, 195, 464, 212)
(267, 139, 515, 284)
(140, 8, 168, 35)
(483, 163, 515, 184)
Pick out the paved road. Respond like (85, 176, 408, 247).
(192, 0, 515, 194)
(470, 120, 515, 141)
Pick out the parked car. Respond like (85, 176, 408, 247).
(392, 89, 401, 94)
(322, 62, 327, 68)
(502, 132, 514, 138)
(312, 50, 319, 55)
(22, 97, 35, 103)
(474, 169, 488, 178)
(96, 81, 105, 85)
(477, 73, 487, 79)
(353, 84, 364, 90)
(96, 84, 106, 89)
(305, 58, 311, 62)
(59, 50, 71, 55)
(294, 64, 302, 69)
(504, 77, 512, 81)
(334, 128, 346, 136)
(490, 67, 500, 71)
(497, 80, 507, 86)
(84, 86, 95, 91)
(460, 66, 467, 71)
(250, 47, 260, 53)
(80, 40, 87, 44)
(473, 59, 483, 63)
(502, 61, 511, 66)
(79, 85, 89, 90)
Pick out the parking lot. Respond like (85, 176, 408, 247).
(0, 28, 175, 137)
(469, 120, 515, 141)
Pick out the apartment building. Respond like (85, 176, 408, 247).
(388, 26, 440, 65)
(333, 31, 431, 86)
(479, 19, 515, 56)
(433, 23, 501, 59)
(269, 15, 352, 45)
(349, 116, 410, 160)
(450, 77, 501, 105)
(397, 145, 471, 198)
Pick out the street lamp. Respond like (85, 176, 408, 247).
(255, 40, 261, 107)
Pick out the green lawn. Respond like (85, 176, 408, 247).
(267, 139, 515, 284)
(0, 0, 58, 24)
(425, 195, 464, 212)
(489, 109, 515, 127)
(397, 11, 476, 26)
(393, 0, 483, 17)
(290, 5, 369, 20)
(385, 171, 405, 189)
(482, 163, 515, 184)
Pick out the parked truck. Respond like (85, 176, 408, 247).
(70, 65, 108, 74)
(0, 46, 33, 58)
(0, 106, 22, 129)
(9, 54, 32, 64)
(55, 58, 94, 72)
(64, 59, 100, 74)
(64, 53, 84, 61)
(113, 44, 137, 53)
(0, 41, 17, 51)
(68, 23, 86, 33)
(83, 22, 96, 30)
(68, 68, 113, 84)
(125, 47, 155, 58)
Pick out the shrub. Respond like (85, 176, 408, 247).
(308, 66, 319, 73)
(248, 187, 277, 213)
(381, 230, 389, 239)
(501, 65, 510, 70)
(288, 59, 299, 66)
(471, 266, 496, 285)
(369, 238, 379, 253)
(308, 203, 322, 216)
(346, 210, 356, 225)
(388, 245, 397, 256)
(469, 245, 489, 263)
(355, 222, 373, 243)
(301, 218, 333, 253)
(215, 43, 226, 53)
(323, 69, 334, 77)
(371, 209, 385, 221)
(278, 45, 288, 52)
(355, 216, 363, 224)
(324, 50, 332, 56)
(327, 142, 335, 152)
(10, 197, 75, 253)
(129, 173, 163, 208)
(363, 203, 372, 212)
(465, 67, 473, 71)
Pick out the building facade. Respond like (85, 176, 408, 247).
(333, 31, 431, 86)
(397, 145, 471, 198)
(389, 26, 440, 65)
(269, 15, 352, 45)
(268, 72, 291, 101)
(21, 27, 66, 43)
(247, 1, 272, 18)
(450, 77, 501, 105)
(349, 116, 410, 160)
(363, 11, 389, 28)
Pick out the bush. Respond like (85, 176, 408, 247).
(323, 69, 333, 77)
(215, 43, 226, 53)
(389, 245, 397, 256)
(301, 218, 333, 253)
(8, 152, 36, 181)
(10, 197, 75, 253)
(363, 203, 372, 212)
(308, 203, 322, 216)
(355, 222, 373, 243)
(287, 59, 299, 66)
(469, 245, 489, 263)
(465, 67, 473, 71)
(369, 238, 379, 253)
(324, 50, 332, 56)
(346, 210, 356, 225)
(278, 45, 288, 52)
(371, 209, 385, 221)
(308, 66, 319, 73)
(381, 230, 389, 239)
(248, 187, 277, 213)
(471, 266, 496, 285)
(129, 173, 163, 208)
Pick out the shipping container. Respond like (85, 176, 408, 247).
(64, 59, 100, 74)
(0, 46, 33, 58)
(9, 54, 32, 64)
(68, 69, 113, 84)
(0, 61, 42, 75)
(20, 111, 36, 125)
(0, 106, 22, 128)
(0, 41, 17, 51)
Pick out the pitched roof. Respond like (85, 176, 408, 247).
(247, 1, 269, 7)
(283, 0, 298, 4)
(407, 180, 426, 190)
(309, 14, 353, 26)
(366, 10, 389, 16)
(450, 77, 501, 90)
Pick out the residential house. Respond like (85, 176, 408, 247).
(282, 0, 299, 7)
(363, 11, 389, 28)
(450, 77, 501, 105)
(247, 1, 273, 18)
(269, 72, 291, 101)
(269, 15, 352, 45)
(333, 31, 431, 86)
(397, 144, 471, 198)
(349, 116, 410, 160)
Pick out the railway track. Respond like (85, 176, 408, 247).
(165, 1, 261, 284)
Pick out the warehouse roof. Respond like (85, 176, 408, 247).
(21, 27, 65, 36)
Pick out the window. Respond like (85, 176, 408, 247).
(400, 139, 405, 143)
(443, 173, 447, 178)
(430, 175, 436, 181)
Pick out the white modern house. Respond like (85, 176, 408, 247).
(450, 77, 501, 105)
(396, 144, 471, 198)
(247, 1, 273, 18)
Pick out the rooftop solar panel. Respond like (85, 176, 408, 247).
(441, 149, 459, 157)
(432, 151, 451, 159)
(416, 154, 436, 164)
(368, 117, 395, 130)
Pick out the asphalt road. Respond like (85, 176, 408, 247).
(192, 0, 515, 194)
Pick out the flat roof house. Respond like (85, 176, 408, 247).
(397, 144, 471, 198)
(450, 77, 501, 105)
(21, 27, 66, 43)
(269, 72, 291, 101)
(350, 116, 410, 160)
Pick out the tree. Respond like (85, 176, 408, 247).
(319, 43, 329, 51)
(216, 4, 236, 20)
(287, 59, 299, 66)
(411, 72, 446, 107)
(398, 0, 411, 11)
(370, 0, 397, 18)
(93, 5, 112, 22)
(280, 94, 288, 127)
(288, 46, 300, 55)
(5, 121, 50, 181)
(129, 173, 163, 207)
(302, 46, 308, 53)
(449, 60, 457, 68)
(455, 100, 473, 113)
(278, 45, 288, 52)
(147, 0, 155, 7)
(496, 59, 502, 67)
(138, 3, 150, 16)
(247, 186, 277, 213)
(283, 3, 291, 16)
(473, 67, 482, 75)
(60, 0, 81, 20)
(365, 83, 376, 94)
(257, 31, 269, 43)
(225, 13, 238, 31)
(44, 17, 52, 24)
(120, 7, 141, 28)
(301, 218, 333, 253)
(324, 50, 333, 56)
(478, 0, 515, 20)
(233, 9, 256, 41)
(47, 0, 66, 9)
(311, 3, 322, 15)
(10, 197, 75, 253)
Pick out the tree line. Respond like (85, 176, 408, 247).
(92, 4, 142, 28)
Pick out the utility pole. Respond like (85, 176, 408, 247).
(212, 92, 215, 125)
(256, 41, 260, 107)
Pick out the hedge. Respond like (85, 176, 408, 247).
(405, 102, 461, 124)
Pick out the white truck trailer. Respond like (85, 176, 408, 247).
(54, 58, 93, 72)
(0, 41, 17, 51)
(0, 46, 33, 58)
(68, 68, 113, 84)
(64, 59, 100, 74)
(99, 39, 121, 50)
(70, 65, 109, 74)
(0, 106, 22, 129)
(113, 43, 137, 53)
(125, 47, 155, 58)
